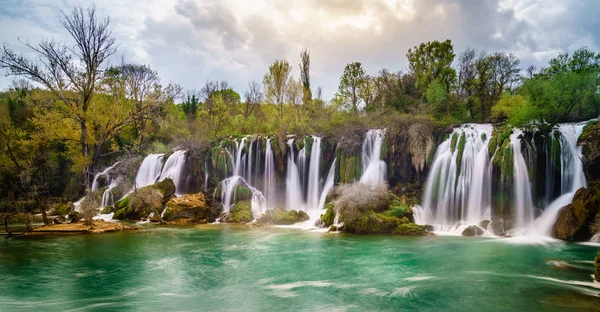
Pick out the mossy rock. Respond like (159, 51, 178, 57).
(229, 200, 253, 223)
(343, 211, 405, 234)
(258, 208, 310, 225)
(450, 133, 458, 152)
(164, 192, 207, 223)
(50, 202, 74, 216)
(101, 206, 114, 214)
(550, 182, 600, 241)
(456, 134, 466, 173)
(394, 223, 426, 235)
(234, 185, 253, 202)
(321, 203, 335, 227)
(113, 179, 175, 221)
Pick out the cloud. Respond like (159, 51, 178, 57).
(1, 0, 599, 99)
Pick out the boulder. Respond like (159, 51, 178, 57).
(258, 208, 310, 225)
(113, 179, 175, 221)
(551, 183, 600, 241)
(228, 200, 253, 223)
(490, 218, 505, 236)
(320, 203, 335, 227)
(394, 223, 426, 235)
(163, 192, 207, 223)
(422, 224, 434, 232)
(479, 220, 491, 230)
(461, 225, 484, 236)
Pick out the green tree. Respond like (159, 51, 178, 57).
(406, 40, 456, 95)
(337, 62, 367, 114)
(263, 59, 292, 119)
(181, 92, 200, 120)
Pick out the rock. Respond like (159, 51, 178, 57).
(258, 208, 310, 225)
(595, 252, 600, 282)
(551, 183, 600, 241)
(320, 203, 335, 227)
(579, 121, 600, 182)
(164, 192, 207, 223)
(228, 200, 253, 223)
(394, 223, 426, 235)
(422, 224, 434, 232)
(490, 218, 505, 236)
(113, 179, 175, 221)
(100, 206, 113, 214)
(479, 220, 491, 230)
(461, 225, 484, 236)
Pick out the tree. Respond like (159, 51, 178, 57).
(263, 59, 292, 119)
(241, 81, 262, 133)
(337, 62, 367, 114)
(359, 75, 377, 111)
(299, 49, 312, 106)
(0, 5, 116, 183)
(181, 91, 200, 120)
(406, 40, 456, 95)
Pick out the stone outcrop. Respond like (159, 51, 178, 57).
(163, 192, 207, 224)
(113, 179, 175, 221)
(551, 182, 600, 241)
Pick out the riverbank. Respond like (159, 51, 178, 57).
(1, 220, 140, 236)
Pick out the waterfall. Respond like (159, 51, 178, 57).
(421, 124, 492, 225)
(286, 139, 304, 211)
(218, 137, 268, 218)
(360, 129, 386, 184)
(306, 136, 322, 210)
(135, 154, 165, 188)
(264, 138, 276, 208)
(91, 162, 120, 191)
(511, 130, 536, 228)
(159, 150, 187, 195)
(532, 122, 587, 234)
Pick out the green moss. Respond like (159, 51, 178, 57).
(450, 133, 458, 152)
(456, 134, 466, 172)
(229, 200, 253, 223)
(481, 133, 487, 142)
(344, 211, 403, 234)
(385, 205, 409, 219)
(100, 206, 113, 214)
(321, 203, 335, 227)
(234, 185, 253, 201)
(393, 223, 426, 235)
(162, 207, 174, 221)
(580, 120, 598, 141)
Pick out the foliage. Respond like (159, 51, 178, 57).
(407, 40, 456, 95)
(337, 62, 367, 114)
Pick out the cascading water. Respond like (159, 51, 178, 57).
(360, 129, 386, 184)
(263, 138, 276, 209)
(159, 150, 187, 195)
(420, 124, 493, 226)
(306, 136, 322, 210)
(532, 122, 587, 235)
(135, 154, 165, 188)
(419, 121, 588, 237)
(510, 130, 536, 228)
(217, 137, 268, 218)
(91, 162, 121, 210)
(285, 139, 303, 211)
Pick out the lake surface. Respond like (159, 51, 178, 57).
(0, 225, 599, 311)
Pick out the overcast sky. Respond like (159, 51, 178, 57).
(1, 0, 599, 99)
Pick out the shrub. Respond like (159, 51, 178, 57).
(335, 182, 389, 224)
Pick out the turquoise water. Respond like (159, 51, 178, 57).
(0, 225, 598, 311)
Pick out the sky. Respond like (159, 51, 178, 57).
(1, 0, 599, 99)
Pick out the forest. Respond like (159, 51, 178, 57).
(1, 6, 599, 226)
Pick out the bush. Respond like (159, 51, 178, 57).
(335, 182, 389, 224)
(229, 200, 253, 223)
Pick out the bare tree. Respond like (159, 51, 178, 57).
(242, 80, 262, 133)
(0, 5, 116, 183)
